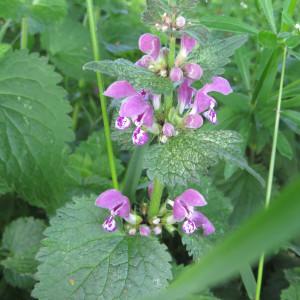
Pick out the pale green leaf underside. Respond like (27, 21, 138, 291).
(32, 195, 172, 300)
(0, 50, 74, 212)
(189, 35, 248, 81)
(1, 217, 46, 289)
(83, 59, 173, 95)
(145, 130, 263, 186)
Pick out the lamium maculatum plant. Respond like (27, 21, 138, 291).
(29, 1, 270, 299)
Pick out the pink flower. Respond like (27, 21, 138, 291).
(178, 79, 195, 114)
(192, 76, 233, 124)
(95, 189, 130, 232)
(173, 189, 215, 235)
(139, 225, 151, 236)
(104, 80, 154, 144)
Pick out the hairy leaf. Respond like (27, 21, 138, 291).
(0, 50, 74, 212)
(281, 268, 300, 299)
(189, 35, 248, 81)
(32, 195, 172, 300)
(41, 18, 93, 80)
(83, 59, 173, 95)
(144, 130, 263, 186)
(1, 217, 46, 289)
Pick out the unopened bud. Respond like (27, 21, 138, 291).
(176, 16, 186, 28)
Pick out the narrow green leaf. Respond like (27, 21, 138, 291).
(281, 110, 300, 134)
(277, 131, 293, 160)
(234, 48, 251, 91)
(122, 146, 147, 201)
(258, 31, 278, 48)
(146, 178, 300, 300)
(259, 0, 277, 33)
(83, 59, 173, 95)
(200, 16, 258, 34)
(240, 264, 257, 300)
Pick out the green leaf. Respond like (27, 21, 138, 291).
(200, 16, 258, 34)
(281, 110, 300, 134)
(240, 264, 257, 300)
(41, 18, 93, 80)
(122, 146, 148, 201)
(258, 31, 278, 48)
(281, 268, 300, 299)
(32, 195, 172, 300)
(0, 0, 67, 24)
(179, 178, 232, 261)
(83, 59, 173, 95)
(277, 131, 294, 160)
(0, 44, 11, 60)
(145, 177, 300, 300)
(1, 217, 46, 289)
(65, 131, 124, 196)
(144, 130, 264, 187)
(258, 0, 277, 33)
(0, 50, 74, 212)
(189, 35, 248, 81)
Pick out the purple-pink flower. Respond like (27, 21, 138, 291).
(191, 76, 233, 124)
(95, 189, 130, 232)
(173, 189, 215, 235)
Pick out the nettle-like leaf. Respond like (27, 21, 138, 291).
(83, 59, 173, 95)
(0, 217, 46, 289)
(144, 130, 262, 187)
(32, 195, 172, 300)
(169, 178, 232, 261)
(66, 131, 124, 196)
(281, 268, 300, 300)
(189, 35, 248, 81)
(0, 0, 67, 24)
(142, 0, 170, 26)
(41, 18, 93, 80)
(0, 50, 74, 212)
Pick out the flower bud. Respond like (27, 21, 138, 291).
(139, 225, 151, 237)
(153, 226, 162, 235)
(184, 114, 203, 129)
(176, 16, 186, 28)
(162, 122, 176, 137)
(170, 67, 184, 82)
(184, 63, 203, 81)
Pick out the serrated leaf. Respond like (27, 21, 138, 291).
(41, 18, 93, 80)
(83, 59, 173, 95)
(178, 178, 232, 261)
(189, 35, 248, 81)
(1, 217, 46, 289)
(0, 50, 74, 212)
(144, 130, 263, 187)
(142, 0, 170, 26)
(0, 0, 67, 24)
(281, 268, 300, 300)
(32, 195, 172, 300)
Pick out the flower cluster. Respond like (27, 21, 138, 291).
(104, 31, 233, 146)
(95, 187, 214, 236)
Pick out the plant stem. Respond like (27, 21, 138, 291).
(165, 35, 176, 112)
(86, 0, 119, 189)
(20, 17, 28, 49)
(255, 46, 288, 300)
(148, 178, 164, 219)
(0, 19, 11, 43)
